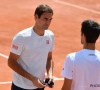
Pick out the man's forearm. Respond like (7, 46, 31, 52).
(46, 59, 54, 78)
(8, 58, 35, 81)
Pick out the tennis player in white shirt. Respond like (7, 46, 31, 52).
(8, 4, 54, 90)
(61, 19, 100, 90)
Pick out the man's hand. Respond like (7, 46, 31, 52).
(31, 76, 46, 88)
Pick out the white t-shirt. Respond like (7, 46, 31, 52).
(61, 49, 100, 90)
(10, 27, 54, 89)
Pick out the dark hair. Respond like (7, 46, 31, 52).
(34, 4, 53, 18)
(81, 20, 100, 43)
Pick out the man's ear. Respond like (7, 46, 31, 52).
(34, 14, 38, 20)
(81, 33, 86, 44)
(83, 33, 86, 39)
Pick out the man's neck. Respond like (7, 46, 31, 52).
(33, 25, 45, 36)
(83, 43, 95, 50)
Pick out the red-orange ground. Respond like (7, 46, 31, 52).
(0, 0, 100, 90)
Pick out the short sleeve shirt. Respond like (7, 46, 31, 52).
(10, 27, 54, 89)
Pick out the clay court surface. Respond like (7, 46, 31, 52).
(0, 0, 100, 90)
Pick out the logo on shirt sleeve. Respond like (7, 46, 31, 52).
(12, 44, 18, 50)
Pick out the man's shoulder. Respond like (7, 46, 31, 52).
(67, 50, 82, 60)
(45, 30, 54, 36)
(66, 52, 76, 60)
(67, 52, 76, 57)
(12, 27, 32, 42)
(19, 27, 32, 34)
(16, 27, 32, 37)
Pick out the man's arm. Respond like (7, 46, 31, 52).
(8, 52, 46, 88)
(61, 78, 72, 90)
(46, 52, 54, 79)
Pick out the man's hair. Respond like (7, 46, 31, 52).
(81, 19, 100, 43)
(34, 4, 53, 18)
